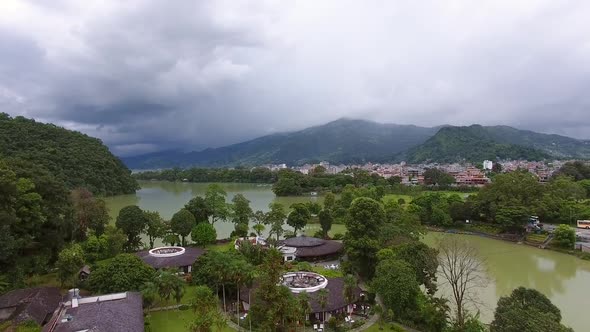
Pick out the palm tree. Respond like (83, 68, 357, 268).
(155, 269, 185, 304)
(342, 274, 357, 317)
(298, 291, 311, 332)
(140, 281, 159, 311)
(317, 288, 330, 325)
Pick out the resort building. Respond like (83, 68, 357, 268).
(278, 236, 344, 262)
(136, 246, 205, 273)
(0, 287, 61, 328)
(43, 290, 144, 332)
(240, 272, 364, 322)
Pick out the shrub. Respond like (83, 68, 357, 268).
(332, 233, 344, 240)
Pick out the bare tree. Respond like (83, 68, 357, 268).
(438, 236, 487, 328)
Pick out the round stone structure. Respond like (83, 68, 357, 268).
(148, 246, 185, 258)
(281, 271, 328, 293)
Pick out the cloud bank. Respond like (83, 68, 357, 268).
(1, 0, 589, 155)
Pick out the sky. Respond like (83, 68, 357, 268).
(1, 0, 590, 156)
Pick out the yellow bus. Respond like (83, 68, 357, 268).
(577, 220, 590, 229)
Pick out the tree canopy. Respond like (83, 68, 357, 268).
(88, 254, 155, 294)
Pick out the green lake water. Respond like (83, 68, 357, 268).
(105, 181, 590, 331)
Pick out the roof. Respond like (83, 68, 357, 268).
(78, 265, 91, 275)
(0, 287, 61, 325)
(46, 292, 144, 332)
(136, 246, 205, 269)
(283, 236, 325, 247)
(279, 236, 343, 258)
(241, 277, 363, 314)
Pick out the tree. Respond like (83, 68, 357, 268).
(141, 281, 159, 310)
(267, 202, 287, 241)
(490, 287, 573, 332)
(205, 184, 230, 224)
(88, 254, 155, 294)
(103, 225, 126, 258)
(192, 223, 217, 246)
(372, 258, 420, 318)
(423, 168, 455, 187)
(392, 242, 439, 295)
(344, 197, 385, 279)
(438, 236, 486, 328)
(189, 285, 226, 332)
(144, 210, 166, 249)
(115, 205, 148, 251)
(154, 269, 186, 304)
(553, 224, 576, 249)
(273, 177, 301, 196)
(70, 188, 110, 239)
(297, 291, 312, 330)
(287, 203, 311, 236)
(342, 275, 357, 308)
(231, 194, 253, 238)
(185, 196, 213, 223)
(323, 192, 336, 212)
(56, 244, 85, 287)
(317, 288, 330, 324)
(318, 209, 333, 238)
(171, 208, 196, 246)
(252, 210, 266, 236)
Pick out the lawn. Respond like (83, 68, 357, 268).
(146, 309, 235, 332)
(304, 223, 347, 237)
(152, 284, 202, 307)
(526, 233, 549, 244)
(206, 241, 235, 252)
(362, 322, 405, 332)
(382, 194, 413, 204)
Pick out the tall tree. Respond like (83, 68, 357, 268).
(56, 244, 85, 287)
(205, 184, 230, 224)
(252, 210, 266, 237)
(144, 210, 166, 249)
(287, 203, 311, 236)
(490, 287, 572, 332)
(266, 202, 287, 241)
(392, 242, 439, 295)
(115, 205, 148, 251)
(189, 285, 226, 332)
(372, 258, 420, 318)
(71, 188, 110, 239)
(317, 288, 330, 324)
(231, 194, 253, 238)
(438, 236, 486, 328)
(154, 269, 186, 304)
(298, 291, 312, 330)
(171, 208, 196, 246)
(185, 196, 213, 223)
(318, 209, 333, 238)
(323, 192, 336, 212)
(344, 197, 385, 279)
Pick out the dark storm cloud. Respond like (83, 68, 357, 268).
(1, 0, 590, 156)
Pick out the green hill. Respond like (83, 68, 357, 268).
(123, 119, 440, 168)
(405, 125, 590, 163)
(0, 113, 138, 195)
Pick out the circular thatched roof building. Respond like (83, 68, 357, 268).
(280, 236, 343, 261)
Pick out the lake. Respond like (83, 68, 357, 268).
(104, 181, 323, 239)
(105, 181, 590, 331)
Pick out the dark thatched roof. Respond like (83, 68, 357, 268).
(283, 236, 325, 247)
(136, 247, 205, 269)
(280, 236, 343, 258)
(49, 292, 144, 332)
(0, 287, 61, 325)
(241, 277, 363, 314)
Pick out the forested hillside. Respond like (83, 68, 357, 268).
(405, 125, 586, 163)
(123, 118, 439, 169)
(0, 113, 138, 195)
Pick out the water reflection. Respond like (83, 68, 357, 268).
(424, 233, 590, 331)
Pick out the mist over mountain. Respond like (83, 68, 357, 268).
(123, 119, 590, 169)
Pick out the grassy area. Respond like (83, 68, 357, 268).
(526, 233, 549, 244)
(304, 223, 347, 237)
(466, 224, 502, 235)
(146, 309, 235, 332)
(382, 194, 413, 204)
(25, 273, 61, 288)
(152, 284, 202, 307)
(362, 322, 405, 332)
(206, 241, 235, 252)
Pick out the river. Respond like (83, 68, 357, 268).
(105, 181, 590, 331)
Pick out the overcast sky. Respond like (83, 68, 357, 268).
(1, 0, 590, 156)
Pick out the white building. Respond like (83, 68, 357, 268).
(483, 160, 493, 170)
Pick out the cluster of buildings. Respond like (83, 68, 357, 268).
(262, 159, 572, 186)
(1, 236, 358, 331)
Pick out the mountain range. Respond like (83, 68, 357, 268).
(122, 119, 590, 169)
